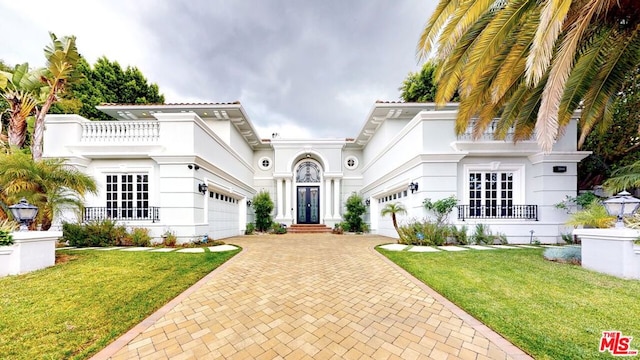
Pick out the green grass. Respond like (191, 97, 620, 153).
(0, 249, 239, 360)
(379, 248, 640, 360)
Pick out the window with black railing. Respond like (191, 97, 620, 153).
(83, 174, 159, 222)
(459, 170, 537, 220)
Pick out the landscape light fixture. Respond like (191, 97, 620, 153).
(9, 198, 39, 231)
(603, 190, 640, 228)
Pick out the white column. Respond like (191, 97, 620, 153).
(324, 178, 332, 220)
(333, 178, 341, 219)
(285, 178, 292, 219)
(276, 178, 283, 220)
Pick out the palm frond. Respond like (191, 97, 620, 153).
(526, 0, 572, 86)
(417, 0, 460, 59)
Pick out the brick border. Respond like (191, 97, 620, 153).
(372, 246, 533, 360)
(90, 247, 246, 360)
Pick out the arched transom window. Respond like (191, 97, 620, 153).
(296, 161, 321, 183)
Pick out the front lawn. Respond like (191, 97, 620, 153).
(0, 249, 239, 360)
(380, 248, 640, 360)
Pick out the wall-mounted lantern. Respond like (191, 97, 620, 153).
(365, 199, 371, 206)
(198, 183, 207, 194)
(247, 200, 252, 206)
(409, 182, 419, 194)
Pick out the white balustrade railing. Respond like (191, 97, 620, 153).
(457, 119, 517, 141)
(81, 121, 160, 142)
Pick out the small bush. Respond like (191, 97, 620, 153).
(470, 224, 508, 245)
(449, 224, 468, 245)
(162, 231, 177, 247)
(544, 246, 581, 264)
(245, 222, 256, 235)
(343, 193, 366, 232)
(253, 191, 274, 232)
(397, 220, 450, 246)
(271, 222, 287, 234)
(332, 223, 344, 234)
(0, 219, 18, 246)
(130, 228, 151, 247)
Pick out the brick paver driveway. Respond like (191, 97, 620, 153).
(95, 234, 531, 360)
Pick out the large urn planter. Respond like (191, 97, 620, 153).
(0, 231, 62, 277)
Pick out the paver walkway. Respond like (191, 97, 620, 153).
(93, 234, 531, 360)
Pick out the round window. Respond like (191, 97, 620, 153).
(258, 157, 272, 170)
(345, 156, 358, 170)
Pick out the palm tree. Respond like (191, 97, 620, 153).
(0, 33, 80, 160)
(0, 63, 44, 148)
(380, 202, 407, 243)
(31, 33, 80, 160)
(418, 0, 640, 152)
(603, 161, 640, 193)
(0, 151, 96, 229)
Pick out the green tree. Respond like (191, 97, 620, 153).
(252, 191, 274, 232)
(380, 202, 407, 242)
(342, 193, 366, 232)
(0, 151, 97, 229)
(52, 56, 165, 120)
(578, 64, 640, 189)
(418, 0, 640, 152)
(423, 196, 457, 225)
(400, 61, 459, 103)
(0, 33, 81, 160)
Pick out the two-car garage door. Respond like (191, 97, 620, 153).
(207, 191, 239, 239)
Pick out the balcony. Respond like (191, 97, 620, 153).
(84, 207, 160, 223)
(81, 121, 159, 143)
(457, 205, 538, 221)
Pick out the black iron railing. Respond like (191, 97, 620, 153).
(457, 205, 538, 221)
(84, 207, 160, 223)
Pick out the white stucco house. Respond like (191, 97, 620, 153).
(43, 101, 590, 243)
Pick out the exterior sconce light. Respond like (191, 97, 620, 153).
(247, 200, 252, 206)
(188, 164, 200, 170)
(9, 198, 39, 231)
(198, 183, 207, 194)
(409, 182, 419, 194)
(603, 190, 640, 228)
(365, 199, 370, 206)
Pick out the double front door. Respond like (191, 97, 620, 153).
(297, 186, 319, 224)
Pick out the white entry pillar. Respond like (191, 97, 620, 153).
(276, 178, 283, 220)
(285, 178, 292, 219)
(325, 178, 332, 219)
(333, 178, 341, 219)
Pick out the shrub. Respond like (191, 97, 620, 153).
(0, 230, 13, 246)
(0, 219, 18, 246)
(244, 222, 256, 235)
(130, 228, 152, 247)
(253, 191, 274, 232)
(397, 220, 450, 246)
(470, 223, 508, 245)
(162, 230, 177, 247)
(342, 193, 366, 232)
(63, 220, 128, 247)
(449, 224, 468, 245)
(332, 223, 344, 234)
(566, 200, 615, 228)
(543, 246, 581, 264)
(271, 222, 287, 234)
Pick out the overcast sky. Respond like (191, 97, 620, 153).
(0, 0, 435, 139)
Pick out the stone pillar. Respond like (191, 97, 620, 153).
(285, 178, 292, 219)
(325, 178, 332, 220)
(276, 178, 283, 220)
(333, 178, 341, 219)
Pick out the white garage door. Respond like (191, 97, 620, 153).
(208, 191, 239, 240)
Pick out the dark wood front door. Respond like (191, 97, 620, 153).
(297, 186, 320, 224)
